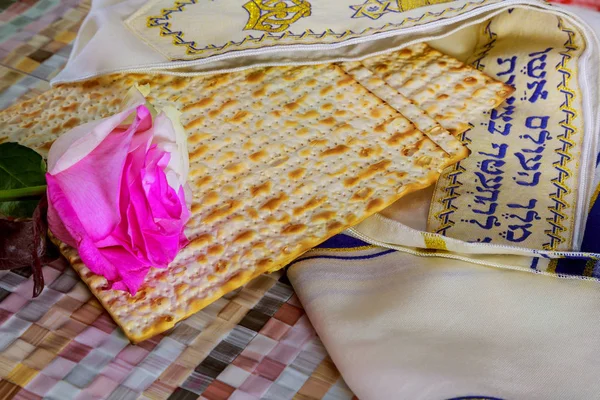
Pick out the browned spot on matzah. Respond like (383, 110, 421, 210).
(320, 145, 350, 157)
(260, 193, 289, 212)
(246, 71, 265, 83)
(281, 224, 307, 235)
(288, 168, 306, 180)
(249, 150, 267, 162)
(311, 211, 336, 222)
(183, 98, 213, 112)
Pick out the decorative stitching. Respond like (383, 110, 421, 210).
(145, 0, 497, 59)
(544, 18, 578, 250)
(243, 0, 312, 33)
(350, 0, 454, 20)
(432, 20, 496, 236)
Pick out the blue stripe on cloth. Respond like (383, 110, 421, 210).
(288, 249, 396, 267)
(314, 234, 371, 249)
(581, 190, 600, 253)
(530, 257, 539, 270)
(554, 258, 588, 276)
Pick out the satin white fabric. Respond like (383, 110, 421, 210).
(289, 248, 600, 400)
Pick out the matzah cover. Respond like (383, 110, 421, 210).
(52, 0, 600, 280)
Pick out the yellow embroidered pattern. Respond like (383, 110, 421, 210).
(398, 0, 453, 11)
(422, 233, 448, 250)
(431, 20, 493, 236)
(145, 0, 498, 58)
(243, 0, 311, 33)
(544, 18, 579, 250)
(351, 0, 453, 20)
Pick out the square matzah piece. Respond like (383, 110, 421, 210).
(0, 64, 466, 342)
(359, 43, 514, 135)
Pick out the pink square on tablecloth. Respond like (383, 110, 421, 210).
(267, 342, 302, 365)
(58, 340, 93, 363)
(101, 360, 133, 383)
(238, 349, 265, 362)
(74, 326, 109, 348)
(66, 282, 92, 303)
(217, 364, 251, 388)
(42, 267, 63, 286)
(12, 389, 42, 400)
(259, 318, 291, 341)
(0, 39, 22, 52)
(239, 374, 272, 397)
(25, 373, 59, 396)
(91, 313, 117, 333)
(0, 309, 12, 325)
(116, 345, 149, 365)
(41, 357, 77, 379)
(0, 293, 28, 313)
(245, 334, 277, 356)
(232, 355, 260, 373)
(16, 268, 62, 296)
(281, 315, 314, 348)
(228, 391, 259, 400)
(79, 375, 119, 398)
(255, 357, 285, 381)
(24, 20, 50, 34)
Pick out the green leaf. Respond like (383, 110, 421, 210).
(0, 142, 47, 218)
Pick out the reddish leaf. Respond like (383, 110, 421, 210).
(0, 194, 58, 297)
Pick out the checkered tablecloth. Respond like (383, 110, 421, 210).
(0, 0, 598, 399)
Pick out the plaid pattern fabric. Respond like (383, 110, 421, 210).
(0, 260, 354, 399)
(0, 0, 597, 399)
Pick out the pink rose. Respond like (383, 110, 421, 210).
(46, 88, 191, 294)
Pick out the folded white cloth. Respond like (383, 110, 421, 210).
(288, 238, 600, 400)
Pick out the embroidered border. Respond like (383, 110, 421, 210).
(432, 20, 496, 235)
(349, 0, 454, 20)
(544, 18, 579, 250)
(432, 136, 469, 235)
(145, 0, 498, 59)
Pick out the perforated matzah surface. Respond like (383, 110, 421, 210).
(359, 42, 514, 135)
(340, 61, 467, 157)
(0, 64, 466, 342)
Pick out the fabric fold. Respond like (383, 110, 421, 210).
(288, 238, 600, 399)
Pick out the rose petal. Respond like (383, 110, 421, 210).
(46, 174, 119, 281)
(49, 119, 137, 240)
(48, 88, 146, 174)
(46, 93, 191, 295)
(151, 108, 189, 191)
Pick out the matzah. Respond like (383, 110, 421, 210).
(360, 43, 515, 135)
(340, 61, 466, 157)
(0, 64, 466, 342)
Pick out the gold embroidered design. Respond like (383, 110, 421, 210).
(544, 18, 580, 250)
(422, 233, 448, 250)
(143, 0, 497, 59)
(243, 0, 311, 33)
(350, 0, 453, 20)
(396, 0, 453, 11)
